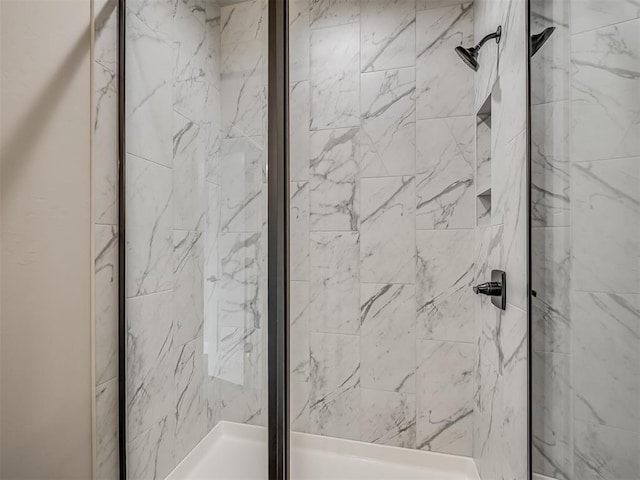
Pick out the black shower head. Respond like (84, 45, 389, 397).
(455, 26, 502, 72)
(455, 45, 479, 71)
(531, 26, 556, 57)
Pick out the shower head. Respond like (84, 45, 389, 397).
(455, 26, 502, 71)
(531, 26, 556, 57)
(455, 45, 479, 71)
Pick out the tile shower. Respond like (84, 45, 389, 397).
(94, 0, 529, 478)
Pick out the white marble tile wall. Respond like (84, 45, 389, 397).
(472, 0, 529, 479)
(289, 0, 477, 456)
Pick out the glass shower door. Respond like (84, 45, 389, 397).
(530, 0, 640, 478)
(124, 0, 269, 478)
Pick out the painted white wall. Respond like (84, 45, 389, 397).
(0, 1, 93, 478)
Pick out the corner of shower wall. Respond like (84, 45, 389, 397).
(471, 0, 528, 479)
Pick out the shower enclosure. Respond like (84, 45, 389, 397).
(94, 0, 637, 478)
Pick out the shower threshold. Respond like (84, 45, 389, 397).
(166, 421, 480, 479)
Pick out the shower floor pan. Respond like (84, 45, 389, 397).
(166, 421, 480, 480)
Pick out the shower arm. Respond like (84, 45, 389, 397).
(475, 26, 502, 50)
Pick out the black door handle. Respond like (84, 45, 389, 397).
(473, 282, 502, 296)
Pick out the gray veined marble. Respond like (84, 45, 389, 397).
(290, 281, 310, 383)
(96, 378, 119, 480)
(571, 0, 640, 35)
(173, 231, 204, 346)
(361, 389, 416, 448)
(416, 3, 474, 120)
(290, 181, 310, 281)
(220, 0, 265, 46)
(360, 284, 416, 393)
(126, 154, 173, 297)
(416, 230, 474, 343)
(573, 157, 640, 294)
(309, 231, 360, 334)
(310, 23, 360, 129)
(310, 0, 360, 29)
(291, 380, 311, 432)
(290, 0, 310, 82)
(360, 176, 416, 284)
(573, 292, 640, 431)
(309, 333, 361, 440)
(290, 81, 311, 182)
(309, 128, 359, 231)
(127, 413, 176, 480)
(416, 340, 473, 456)
(416, 116, 474, 229)
(361, 0, 416, 73)
(360, 67, 416, 178)
(572, 19, 640, 163)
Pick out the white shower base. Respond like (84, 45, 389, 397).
(167, 421, 480, 480)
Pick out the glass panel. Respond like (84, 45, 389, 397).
(289, 0, 529, 478)
(124, 0, 268, 478)
(531, 0, 640, 478)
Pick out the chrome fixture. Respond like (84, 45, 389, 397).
(455, 26, 502, 71)
(473, 269, 506, 310)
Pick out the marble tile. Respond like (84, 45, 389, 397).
(127, 414, 176, 480)
(214, 326, 245, 385)
(95, 225, 119, 385)
(310, 0, 360, 29)
(220, 0, 265, 45)
(361, 389, 416, 448)
(290, 81, 310, 182)
(416, 340, 473, 455)
(205, 2, 222, 91)
(291, 281, 310, 382)
(221, 40, 266, 138)
(571, 0, 640, 35)
(361, 0, 416, 72)
(172, 112, 206, 231)
(310, 23, 360, 129)
(290, 181, 310, 281)
(94, 0, 118, 68)
(96, 378, 119, 480)
(573, 157, 640, 293)
(172, 0, 216, 124)
(309, 128, 359, 231)
(243, 327, 266, 391)
(93, 60, 119, 225)
(530, 101, 570, 228)
(360, 67, 416, 177)
(127, 0, 174, 39)
(532, 351, 573, 480)
(205, 378, 221, 430)
(573, 292, 640, 431)
(572, 20, 640, 162)
(290, 0, 310, 82)
(126, 155, 173, 297)
(309, 333, 361, 440)
(174, 339, 206, 460)
(416, 230, 474, 343)
(416, 116, 474, 229)
(501, 307, 528, 480)
(218, 231, 264, 329)
(531, 227, 571, 353)
(291, 381, 311, 433)
(495, 131, 528, 311)
(219, 137, 265, 233)
(360, 176, 415, 283)
(126, 291, 175, 443)
(416, 3, 474, 120)
(473, 353, 503, 480)
(361, 284, 416, 393)
(309, 231, 360, 334)
(173, 231, 204, 346)
(218, 380, 265, 426)
(126, 11, 173, 167)
(574, 420, 640, 480)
